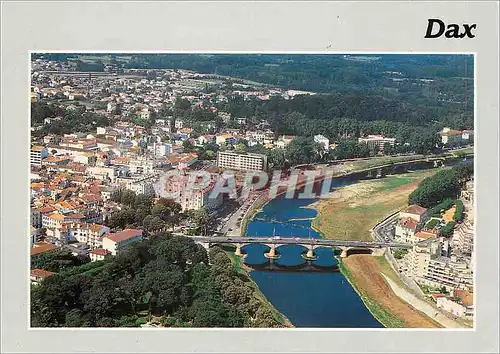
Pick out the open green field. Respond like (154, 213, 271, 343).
(313, 169, 441, 241)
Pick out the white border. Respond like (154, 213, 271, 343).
(2, 1, 498, 353)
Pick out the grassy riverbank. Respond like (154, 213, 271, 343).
(226, 251, 294, 327)
(312, 169, 445, 241)
(339, 255, 441, 328)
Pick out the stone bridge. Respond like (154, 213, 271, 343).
(186, 235, 412, 259)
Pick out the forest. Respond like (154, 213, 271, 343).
(408, 162, 474, 208)
(31, 235, 283, 328)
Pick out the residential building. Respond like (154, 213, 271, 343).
(30, 145, 49, 166)
(158, 171, 223, 212)
(406, 238, 442, 278)
(314, 135, 330, 151)
(395, 217, 421, 244)
(440, 127, 467, 146)
(275, 135, 296, 149)
(399, 204, 428, 223)
(30, 226, 37, 247)
(216, 151, 268, 171)
(68, 223, 110, 249)
(129, 157, 155, 175)
(102, 229, 143, 255)
(89, 248, 111, 262)
(453, 219, 474, 256)
(30, 269, 55, 285)
(358, 135, 396, 152)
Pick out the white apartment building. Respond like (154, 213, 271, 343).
(30, 146, 49, 166)
(453, 219, 474, 256)
(358, 135, 396, 152)
(129, 158, 155, 175)
(68, 223, 110, 249)
(406, 237, 473, 292)
(425, 255, 474, 291)
(314, 135, 330, 151)
(216, 151, 268, 171)
(116, 175, 157, 196)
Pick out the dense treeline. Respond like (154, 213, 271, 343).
(31, 249, 90, 272)
(408, 162, 473, 208)
(75, 60, 105, 72)
(453, 200, 464, 222)
(217, 94, 472, 140)
(31, 236, 283, 327)
(120, 54, 473, 100)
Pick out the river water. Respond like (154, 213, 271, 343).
(242, 158, 470, 328)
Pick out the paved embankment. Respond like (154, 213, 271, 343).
(382, 274, 467, 328)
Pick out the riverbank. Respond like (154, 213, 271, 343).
(312, 169, 443, 241)
(226, 251, 295, 328)
(338, 255, 442, 328)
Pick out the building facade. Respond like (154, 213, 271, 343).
(216, 151, 268, 171)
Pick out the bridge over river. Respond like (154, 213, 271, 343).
(186, 235, 412, 259)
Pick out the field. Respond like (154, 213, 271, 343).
(312, 169, 441, 241)
(341, 255, 441, 328)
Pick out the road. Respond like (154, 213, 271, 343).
(218, 192, 261, 236)
(372, 212, 399, 242)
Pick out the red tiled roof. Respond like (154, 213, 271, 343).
(105, 229, 143, 243)
(30, 243, 57, 256)
(440, 129, 462, 136)
(431, 293, 447, 301)
(30, 268, 56, 279)
(415, 231, 437, 240)
(399, 217, 418, 230)
(402, 204, 427, 216)
(90, 248, 111, 256)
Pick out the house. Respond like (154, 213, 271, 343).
(395, 217, 421, 244)
(89, 248, 111, 262)
(414, 229, 439, 243)
(400, 204, 428, 223)
(102, 229, 143, 255)
(30, 269, 56, 285)
(440, 128, 464, 146)
(216, 134, 234, 146)
(30, 242, 57, 256)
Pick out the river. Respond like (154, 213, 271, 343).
(241, 158, 471, 328)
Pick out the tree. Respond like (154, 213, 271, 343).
(189, 208, 211, 235)
(151, 198, 182, 227)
